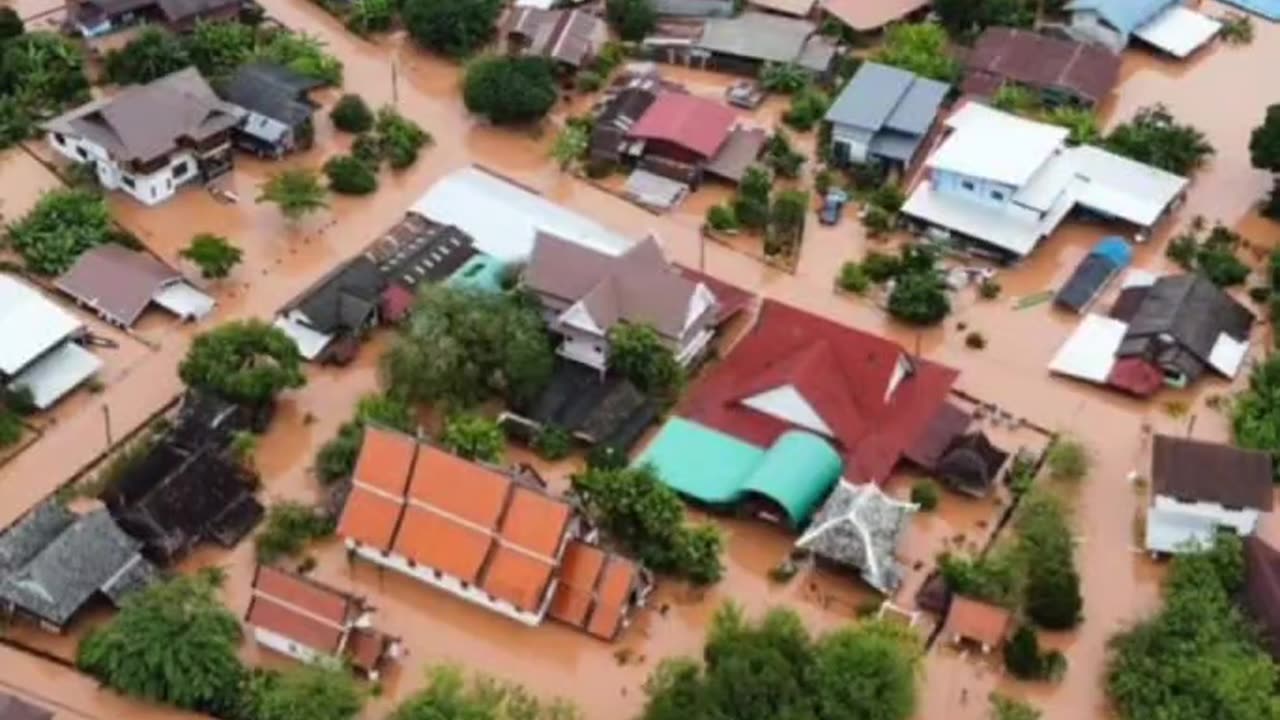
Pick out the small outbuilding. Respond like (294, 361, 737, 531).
(56, 244, 215, 328)
(935, 432, 1010, 498)
(1053, 236, 1132, 313)
(794, 481, 917, 594)
(943, 595, 1012, 653)
(222, 62, 322, 158)
(548, 540, 654, 641)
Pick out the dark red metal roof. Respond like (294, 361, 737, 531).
(679, 299, 959, 484)
(626, 92, 736, 159)
(965, 28, 1121, 106)
(1105, 357, 1163, 397)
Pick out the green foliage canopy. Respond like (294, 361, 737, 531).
(178, 320, 306, 405)
(463, 56, 558, 125)
(7, 188, 114, 275)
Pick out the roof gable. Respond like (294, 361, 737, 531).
(739, 384, 836, 437)
(626, 92, 736, 158)
(1151, 434, 1273, 510)
(825, 62, 946, 136)
(927, 102, 1067, 187)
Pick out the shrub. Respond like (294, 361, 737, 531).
(608, 324, 684, 406)
(869, 183, 905, 213)
(706, 204, 739, 232)
(401, 0, 502, 57)
(330, 94, 374, 133)
(0, 408, 21, 448)
(376, 106, 431, 169)
(873, 22, 960, 82)
(533, 425, 572, 460)
(861, 204, 894, 238)
(888, 270, 949, 325)
(1046, 436, 1088, 482)
(861, 251, 901, 282)
(758, 61, 808, 94)
(255, 30, 343, 86)
(979, 278, 1001, 299)
(837, 261, 870, 294)
(1104, 104, 1214, 176)
(910, 479, 939, 511)
(586, 444, 626, 471)
(1004, 625, 1046, 679)
(605, 0, 656, 41)
(180, 233, 243, 280)
(103, 27, 191, 85)
(345, 0, 394, 35)
(781, 85, 830, 132)
(440, 413, 505, 463)
(324, 154, 378, 195)
(814, 168, 833, 196)
(351, 133, 383, 167)
(463, 56, 558, 125)
(965, 331, 987, 349)
(255, 501, 334, 563)
(7, 188, 114, 275)
(733, 165, 772, 231)
(575, 70, 603, 92)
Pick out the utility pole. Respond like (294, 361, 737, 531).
(102, 404, 113, 448)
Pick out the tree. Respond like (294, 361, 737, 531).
(1003, 625, 1045, 679)
(1044, 106, 1100, 146)
(180, 233, 243, 280)
(345, 0, 394, 35)
(1107, 535, 1278, 720)
(1104, 105, 1214, 176)
(933, 0, 1032, 39)
(0, 7, 23, 42)
(255, 30, 343, 86)
(382, 285, 554, 408)
(330, 93, 374, 133)
(767, 189, 808, 255)
(607, 324, 684, 405)
(758, 62, 808, 94)
(440, 413, 505, 463)
(782, 85, 829, 131)
(375, 106, 431, 169)
(324, 154, 378, 195)
(0, 406, 21, 448)
(1045, 436, 1088, 481)
(391, 665, 580, 720)
(0, 96, 32, 149)
(255, 501, 334, 562)
(1232, 354, 1280, 479)
(1015, 490, 1082, 630)
(0, 32, 90, 114)
(104, 27, 191, 85)
(605, 0, 656, 42)
(402, 0, 503, 57)
(573, 464, 724, 584)
(1250, 104, 1280, 218)
(77, 571, 244, 716)
(179, 320, 305, 406)
(245, 665, 363, 720)
(551, 121, 590, 170)
(873, 23, 960, 83)
(938, 551, 1020, 606)
(533, 425, 572, 460)
(463, 56, 558, 125)
(733, 165, 772, 231)
(185, 20, 256, 79)
(315, 393, 415, 484)
(888, 269, 949, 325)
(257, 168, 329, 221)
(989, 694, 1041, 720)
(641, 605, 920, 720)
(7, 188, 114, 275)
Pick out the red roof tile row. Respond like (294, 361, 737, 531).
(548, 541, 640, 640)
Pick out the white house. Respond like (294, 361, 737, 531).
(0, 275, 102, 410)
(902, 102, 1187, 262)
(1065, 0, 1220, 58)
(1144, 434, 1274, 555)
(43, 68, 243, 207)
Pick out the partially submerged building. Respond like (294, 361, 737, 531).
(368, 217, 481, 323)
(645, 13, 837, 79)
(505, 7, 608, 70)
(336, 428, 650, 634)
(794, 480, 917, 593)
(1065, 0, 1221, 58)
(0, 274, 102, 410)
(221, 62, 323, 158)
(824, 62, 949, 172)
(245, 565, 400, 679)
(1144, 435, 1273, 555)
(501, 359, 660, 452)
(963, 28, 1121, 108)
(548, 540, 652, 641)
(1053, 236, 1132, 313)
(274, 257, 383, 363)
(901, 103, 1187, 262)
(68, 0, 241, 37)
(0, 502, 157, 633)
(44, 68, 244, 206)
(55, 244, 215, 328)
(943, 595, 1012, 653)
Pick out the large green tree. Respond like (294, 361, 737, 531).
(1250, 104, 1280, 218)
(888, 268, 949, 326)
(401, 0, 503, 57)
(1231, 354, 1280, 479)
(180, 233, 242, 280)
(77, 571, 244, 716)
(1107, 534, 1279, 720)
(440, 413, 505, 463)
(933, 0, 1032, 39)
(1104, 104, 1214, 176)
(104, 27, 191, 85)
(178, 320, 306, 406)
(642, 604, 920, 720)
(573, 464, 724, 584)
(391, 665, 580, 720)
(1015, 490, 1083, 630)
(605, 0, 656, 41)
(873, 23, 960, 83)
(0, 7, 23, 42)
(244, 664, 363, 720)
(607, 324, 684, 405)
(7, 188, 114, 275)
(185, 20, 255, 79)
(0, 32, 89, 115)
(381, 285, 554, 409)
(463, 56, 558, 125)
(257, 168, 329, 221)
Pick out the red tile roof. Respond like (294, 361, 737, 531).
(945, 595, 1012, 648)
(336, 487, 403, 551)
(548, 540, 639, 640)
(394, 505, 494, 583)
(353, 427, 417, 496)
(626, 92, 736, 159)
(482, 545, 557, 611)
(501, 487, 573, 559)
(407, 446, 511, 529)
(680, 299, 959, 484)
(964, 28, 1121, 106)
(246, 566, 358, 655)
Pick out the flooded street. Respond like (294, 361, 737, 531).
(1, 0, 1279, 718)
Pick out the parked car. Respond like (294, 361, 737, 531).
(725, 80, 765, 109)
(819, 189, 848, 226)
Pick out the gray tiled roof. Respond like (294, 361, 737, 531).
(0, 507, 155, 628)
(0, 502, 75, 573)
(795, 481, 915, 594)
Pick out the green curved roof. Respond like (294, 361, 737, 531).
(636, 418, 841, 527)
(742, 430, 842, 525)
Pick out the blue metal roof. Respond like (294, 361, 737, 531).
(824, 62, 948, 136)
(1091, 236, 1133, 268)
(1066, 0, 1178, 34)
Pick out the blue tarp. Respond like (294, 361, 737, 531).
(1091, 236, 1133, 268)
(1217, 0, 1280, 20)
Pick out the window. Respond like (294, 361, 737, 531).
(594, 345, 603, 354)
(53, 132, 65, 145)
(122, 176, 135, 190)
(76, 147, 88, 160)
(989, 190, 1005, 201)
(172, 160, 190, 179)
(961, 180, 975, 191)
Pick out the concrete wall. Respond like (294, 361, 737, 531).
(47, 131, 197, 206)
(830, 123, 874, 165)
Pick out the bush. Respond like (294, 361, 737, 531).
(1003, 624, 1043, 679)
(965, 331, 987, 349)
(532, 425, 572, 460)
(575, 70, 603, 92)
(104, 27, 191, 85)
(733, 165, 772, 231)
(608, 324, 684, 406)
(758, 62, 808, 94)
(586, 444, 626, 471)
(324, 154, 378, 195)
(0, 96, 34, 149)
(605, 0, 656, 42)
(888, 270, 949, 325)
(861, 250, 901, 282)
(873, 23, 960, 82)
(7, 188, 114, 275)
(401, 0, 502, 57)
(330, 93, 374, 133)
(316, 422, 363, 484)
(345, 0, 394, 35)
(0, 408, 21, 448)
(979, 278, 1001, 299)
(255, 30, 343, 86)
(989, 694, 1041, 720)
(862, 204, 894, 238)
(376, 106, 431, 169)
(463, 56, 558, 125)
(910, 479, 939, 511)
(837, 261, 869, 294)
(255, 501, 334, 563)
(1016, 491, 1083, 630)
(781, 85, 829, 132)
(440, 413, 505, 463)
(706, 204, 739, 232)
(179, 320, 305, 405)
(1104, 104, 1213, 176)
(1045, 436, 1088, 481)
(351, 133, 383, 167)
(938, 551, 1019, 607)
(869, 183, 906, 213)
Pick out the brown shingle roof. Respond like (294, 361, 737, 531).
(945, 595, 1012, 648)
(55, 245, 180, 328)
(1151, 435, 1274, 511)
(964, 28, 1121, 106)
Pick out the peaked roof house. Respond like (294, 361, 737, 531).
(1243, 536, 1280, 661)
(524, 233, 719, 370)
(1144, 435, 1273, 555)
(275, 256, 384, 363)
(506, 7, 608, 69)
(221, 62, 323, 158)
(824, 62, 949, 171)
(0, 502, 157, 632)
(44, 68, 244, 206)
(245, 565, 401, 679)
(963, 28, 1121, 108)
(681, 299, 961, 485)
(1065, 0, 1220, 58)
(794, 480, 917, 593)
(0, 274, 102, 410)
(337, 428, 650, 634)
(818, 0, 928, 32)
(646, 12, 836, 79)
(56, 244, 215, 328)
(902, 102, 1187, 262)
(68, 0, 241, 37)
(548, 540, 652, 641)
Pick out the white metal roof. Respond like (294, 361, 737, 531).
(1145, 505, 1227, 554)
(8, 341, 102, 409)
(927, 103, 1068, 187)
(0, 275, 84, 377)
(1121, 269, 1157, 288)
(1133, 5, 1221, 59)
(408, 166, 633, 263)
(152, 282, 215, 321)
(1207, 333, 1249, 379)
(902, 181, 1071, 257)
(273, 312, 332, 361)
(1048, 313, 1127, 383)
(741, 385, 836, 438)
(1069, 145, 1187, 227)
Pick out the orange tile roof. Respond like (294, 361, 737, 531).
(548, 541, 606, 627)
(353, 427, 417, 495)
(407, 446, 511, 529)
(586, 557, 637, 640)
(393, 505, 493, 583)
(945, 595, 1012, 648)
(500, 487, 573, 559)
(482, 545, 556, 612)
(346, 628, 388, 671)
(246, 595, 345, 654)
(254, 566, 353, 623)
(337, 486, 403, 551)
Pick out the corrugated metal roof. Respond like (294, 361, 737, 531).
(1066, 0, 1176, 34)
(0, 275, 84, 377)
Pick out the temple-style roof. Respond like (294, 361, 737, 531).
(795, 481, 916, 593)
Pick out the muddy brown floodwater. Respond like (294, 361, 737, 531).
(1, 0, 1279, 718)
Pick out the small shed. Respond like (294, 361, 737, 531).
(944, 595, 1012, 652)
(794, 481, 917, 594)
(935, 432, 1010, 497)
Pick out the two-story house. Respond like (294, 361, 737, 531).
(523, 232, 718, 371)
(823, 61, 949, 172)
(901, 102, 1187, 263)
(43, 68, 244, 206)
(1144, 435, 1274, 555)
